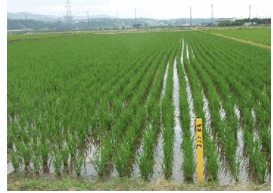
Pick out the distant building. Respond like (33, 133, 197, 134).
(133, 24, 142, 28)
(122, 26, 132, 30)
(244, 22, 252, 26)
(7, 29, 34, 34)
(216, 18, 233, 25)
(244, 22, 257, 26)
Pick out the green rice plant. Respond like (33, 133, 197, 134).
(233, 156, 240, 182)
(137, 152, 154, 180)
(204, 136, 219, 181)
(113, 142, 131, 177)
(7, 131, 13, 149)
(8, 150, 20, 172)
(74, 154, 85, 176)
(20, 128, 30, 147)
(256, 155, 268, 183)
(39, 140, 50, 165)
(31, 141, 41, 174)
(251, 139, 268, 183)
(61, 146, 70, 165)
(137, 124, 157, 179)
(32, 154, 41, 174)
(53, 154, 63, 175)
(67, 134, 78, 157)
(162, 129, 174, 179)
(181, 135, 195, 180)
(17, 141, 31, 167)
(91, 137, 112, 177)
(113, 106, 147, 177)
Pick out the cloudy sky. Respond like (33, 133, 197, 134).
(6, 0, 272, 19)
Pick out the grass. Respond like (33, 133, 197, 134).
(207, 28, 271, 46)
(7, 175, 271, 191)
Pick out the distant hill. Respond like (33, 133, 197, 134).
(7, 12, 117, 22)
(7, 12, 60, 21)
(7, 12, 219, 31)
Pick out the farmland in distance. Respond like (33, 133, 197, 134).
(7, 30, 271, 185)
(207, 27, 271, 46)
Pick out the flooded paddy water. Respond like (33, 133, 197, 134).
(7, 122, 270, 185)
(7, 103, 271, 185)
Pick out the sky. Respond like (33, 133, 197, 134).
(6, 0, 272, 19)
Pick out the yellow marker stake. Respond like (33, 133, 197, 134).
(196, 118, 203, 184)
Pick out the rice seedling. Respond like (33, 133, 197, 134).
(16, 141, 31, 168)
(181, 135, 195, 180)
(233, 156, 240, 182)
(60, 146, 70, 165)
(74, 154, 85, 176)
(39, 140, 50, 165)
(32, 154, 41, 174)
(113, 142, 131, 177)
(67, 133, 78, 157)
(53, 153, 63, 175)
(8, 150, 20, 172)
(91, 137, 112, 177)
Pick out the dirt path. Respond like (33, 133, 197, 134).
(207, 32, 271, 50)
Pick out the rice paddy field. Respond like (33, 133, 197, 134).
(207, 28, 271, 46)
(7, 29, 271, 185)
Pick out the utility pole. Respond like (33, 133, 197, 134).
(135, 8, 137, 26)
(190, 7, 192, 26)
(249, 4, 252, 24)
(87, 11, 89, 29)
(65, 0, 72, 30)
(211, 4, 213, 25)
(25, 13, 27, 20)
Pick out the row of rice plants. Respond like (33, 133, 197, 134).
(137, 52, 173, 179)
(188, 36, 268, 183)
(186, 36, 240, 181)
(182, 38, 219, 181)
(196, 32, 268, 155)
(7, 33, 181, 175)
(202, 35, 270, 117)
(90, 38, 168, 140)
(176, 38, 196, 181)
(91, 47, 163, 176)
(191, 32, 270, 156)
(203, 40, 271, 157)
(161, 50, 176, 179)
(186, 32, 269, 182)
(91, 37, 178, 177)
(198, 33, 270, 117)
(113, 39, 179, 177)
(88, 35, 177, 140)
(136, 38, 179, 179)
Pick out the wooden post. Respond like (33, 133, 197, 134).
(196, 118, 203, 184)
